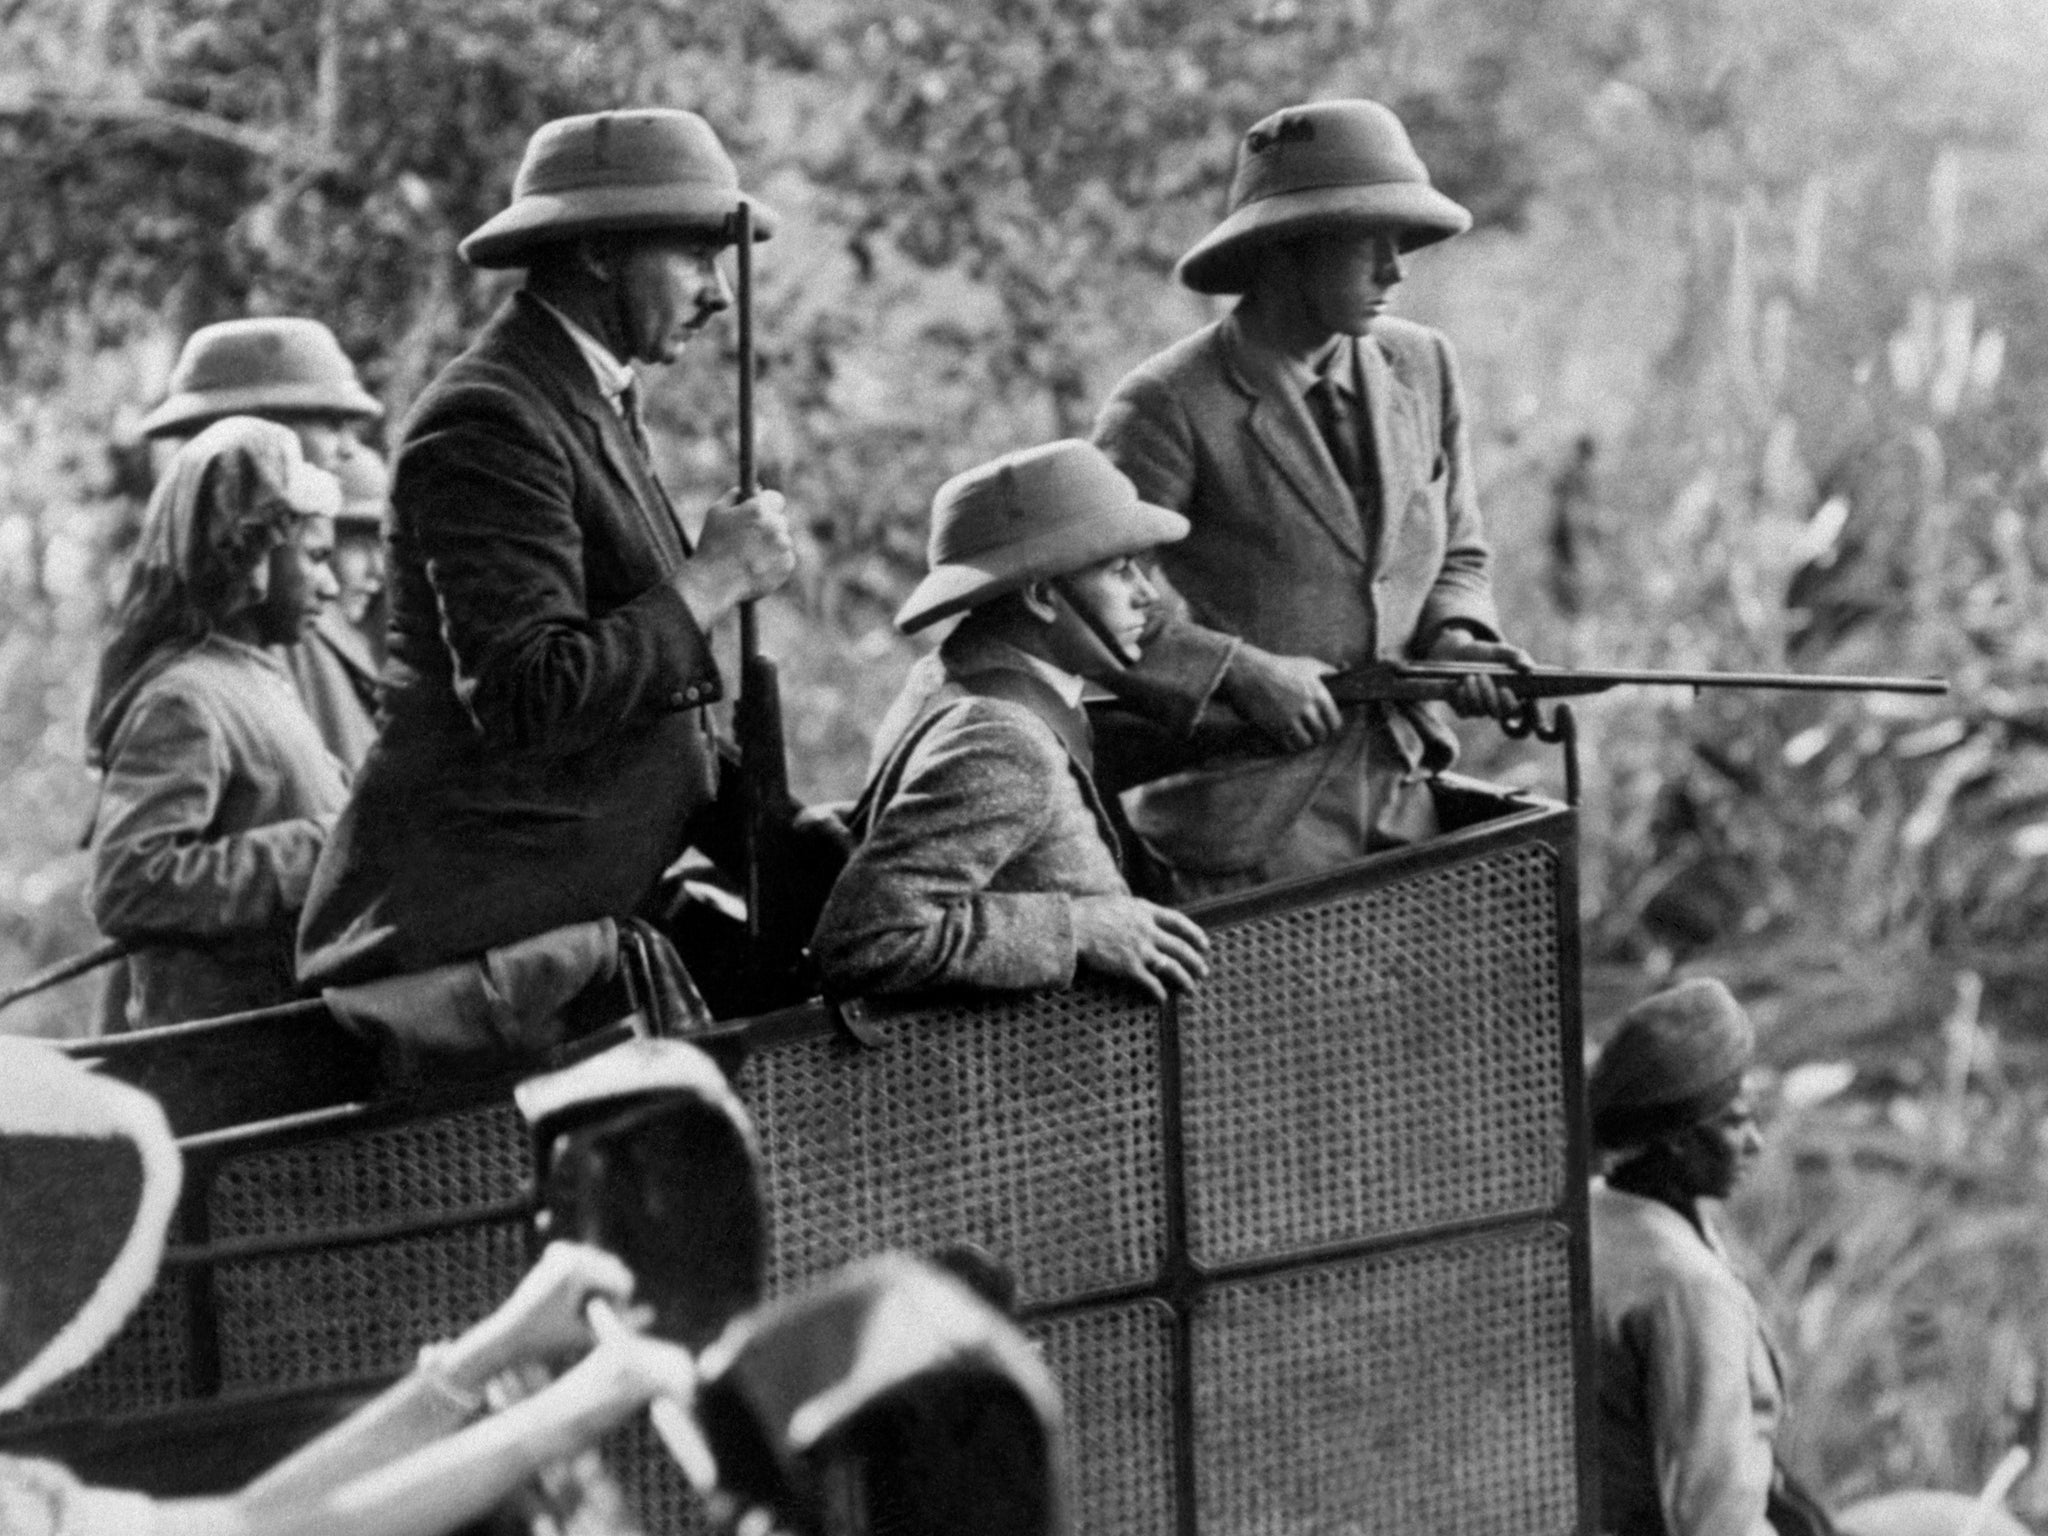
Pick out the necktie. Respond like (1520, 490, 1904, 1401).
(619, 377, 652, 457)
(1309, 372, 1367, 495)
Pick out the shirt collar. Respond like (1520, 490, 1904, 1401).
(940, 630, 1089, 710)
(1233, 308, 1359, 400)
(528, 294, 638, 413)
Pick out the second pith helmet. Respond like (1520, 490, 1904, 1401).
(141, 318, 383, 440)
(460, 108, 777, 269)
(894, 440, 1188, 635)
(1177, 99, 1472, 296)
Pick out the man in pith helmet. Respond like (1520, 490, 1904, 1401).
(297, 108, 796, 989)
(142, 315, 387, 767)
(1093, 98, 1533, 899)
(812, 439, 1211, 1002)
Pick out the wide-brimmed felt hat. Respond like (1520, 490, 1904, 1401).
(0, 1038, 182, 1413)
(461, 108, 778, 269)
(896, 439, 1188, 635)
(141, 318, 383, 440)
(1178, 99, 1472, 296)
(696, 1253, 1071, 1536)
(1588, 977, 1756, 1150)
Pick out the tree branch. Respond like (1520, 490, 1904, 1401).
(0, 83, 341, 171)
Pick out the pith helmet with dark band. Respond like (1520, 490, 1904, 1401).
(1177, 98, 1472, 296)
(461, 108, 777, 269)
(141, 318, 383, 440)
(895, 439, 1188, 635)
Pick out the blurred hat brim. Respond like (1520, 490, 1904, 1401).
(140, 381, 384, 440)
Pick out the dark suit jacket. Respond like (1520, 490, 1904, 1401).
(297, 293, 723, 986)
(1093, 312, 1500, 874)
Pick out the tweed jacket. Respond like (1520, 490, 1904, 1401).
(812, 638, 1127, 997)
(296, 293, 723, 987)
(286, 606, 380, 770)
(1093, 311, 1499, 874)
(1590, 1180, 1781, 1536)
(90, 635, 349, 1028)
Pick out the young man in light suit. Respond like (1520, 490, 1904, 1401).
(1094, 99, 1534, 899)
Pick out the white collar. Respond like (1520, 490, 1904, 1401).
(528, 294, 637, 414)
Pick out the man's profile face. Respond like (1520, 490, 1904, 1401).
(331, 524, 386, 627)
(1672, 1088, 1763, 1201)
(614, 233, 731, 366)
(1293, 230, 1405, 337)
(1060, 553, 1161, 665)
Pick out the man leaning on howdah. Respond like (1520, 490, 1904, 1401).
(297, 109, 796, 991)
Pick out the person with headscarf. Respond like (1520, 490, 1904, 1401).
(1587, 977, 1822, 1536)
(85, 417, 352, 1029)
(0, 1033, 705, 1536)
(140, 316, 388, 770)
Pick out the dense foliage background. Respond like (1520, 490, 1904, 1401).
(4, 0, 2047, 1511)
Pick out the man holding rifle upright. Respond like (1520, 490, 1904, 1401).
(1093, 99, 1534, 900)
(298, 109, 795, 989)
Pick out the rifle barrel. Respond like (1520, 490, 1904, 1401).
(1385, 662, 1949, 697)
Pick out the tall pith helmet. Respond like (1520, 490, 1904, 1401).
(1177, 99, 1473, 296)
(461, 108, 778, 269)
(895, 439, 1189, 635)
(140, 318, 383, 440)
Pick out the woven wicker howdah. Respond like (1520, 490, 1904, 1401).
(0, 790, 1590, 1536)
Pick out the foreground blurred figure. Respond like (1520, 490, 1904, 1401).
(85, 418, 350, 1029)
(0, 1035, 700, 1536)
(812, 440, 1211, 1002)
(297, 107, 796, 991)
(1587, 978, 1827, 1536)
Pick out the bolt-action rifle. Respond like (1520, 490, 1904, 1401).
(1318, 659, 1949, 705)
(1089, 659, 1948, 797)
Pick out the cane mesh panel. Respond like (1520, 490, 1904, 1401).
(736, 988, 1165, 1307)
(4, 1271, 194, 1425)
(206, 1102, 530, 1240)
(1192, 1226, 1579, 1536)
(1031, 1301, 1179, 1536)
(213, 1223, 528, 1391)
(1180, 843, 1566, 1266)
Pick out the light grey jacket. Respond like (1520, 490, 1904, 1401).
(1093, 311, 1500, 875)
(812, 639, 1127, 996)
(1590, 1180, 1782, 1536)
(90, 635, 349, 1028)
